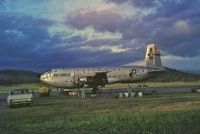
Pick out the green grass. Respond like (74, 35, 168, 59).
(0, 83, 41, 92)
(1, 93, 200, 134)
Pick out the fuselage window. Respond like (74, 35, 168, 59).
(57, 73, 70, 77)
(54, 74, 58, 77)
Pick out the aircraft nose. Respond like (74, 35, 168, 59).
(40, 75, 43, 81)
(40, 74, 45, 82)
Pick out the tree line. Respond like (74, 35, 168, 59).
(0, 69, 41, 85)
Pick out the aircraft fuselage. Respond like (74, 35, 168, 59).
(40, 66, 163, 88)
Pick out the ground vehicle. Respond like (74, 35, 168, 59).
(38, 86, 51, 97)
(7, 89, 33, 108)
(135, 85, 157, 95)
(191, 87, 200, 93)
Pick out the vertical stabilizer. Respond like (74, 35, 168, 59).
(145, 44, 162, 67)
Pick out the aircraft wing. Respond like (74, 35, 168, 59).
(79, 71, 108, 88)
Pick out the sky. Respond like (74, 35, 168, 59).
(0, 0, 200, 72)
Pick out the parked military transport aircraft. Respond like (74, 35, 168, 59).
(40, 44, 165, 92)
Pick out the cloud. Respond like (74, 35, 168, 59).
(0, 12, 144, 71)
(73, 27, 122, 41)
(82, 44, 129, 54)
(66, 9, 150, 40)
(0, 0, 5, 5)
(156, 0, 193, 18)
(174, 20, 191, 35)
(0, 13, 54, 57)
(66, 0, 200, 58)
(1, 0, 200, 71)
(105, 0, 157, 8)
(67, 10, 124, 33)
(0, 13, 84, 70)
(161, 53, 200, 70)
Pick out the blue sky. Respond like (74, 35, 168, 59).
(0, 0, 200, 71)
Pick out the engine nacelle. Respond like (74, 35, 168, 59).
(107, 78, 119, 84)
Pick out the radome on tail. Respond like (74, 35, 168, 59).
(40, 44, 165, 91)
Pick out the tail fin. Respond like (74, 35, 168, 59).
(145, 44, 162, 67)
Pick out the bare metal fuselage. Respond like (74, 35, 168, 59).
(40, 66, 163, 88)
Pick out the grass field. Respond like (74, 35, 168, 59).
(0, 83, 41, 93)
(1, 93, 200, 134)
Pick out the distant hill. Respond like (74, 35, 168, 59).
(182, 70, 200, 75)
(0, 69, 41, 85)
(147, 67, 200, 82)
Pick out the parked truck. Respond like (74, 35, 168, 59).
(7, 88, 33, 108)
